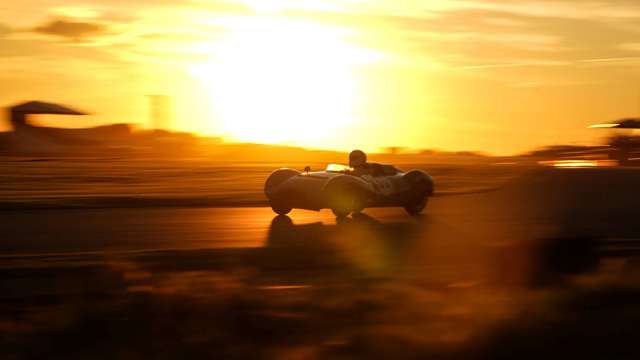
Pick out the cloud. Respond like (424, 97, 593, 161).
(140, 31, 225, 43)
(457, 59, 568, 70)
(291, 4, 640, 74)
(34, 19, 107, 40)
(428, 0, 640, 20)
(0, 23, 11, 37)
(52, 6, 102, 19)
(619, 43, 640, 52)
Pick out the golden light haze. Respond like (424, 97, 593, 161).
(2, 0, 640, 154)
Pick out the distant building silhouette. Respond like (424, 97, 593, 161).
(1, 100, 133, 154)
(0, 99, 205, 156)
(8, 101, 85, 132)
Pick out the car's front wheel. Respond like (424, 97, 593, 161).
(329, 187, 359, 218)
(331, 205, 351, 218)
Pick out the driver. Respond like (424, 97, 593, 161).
(349, 150, 371, 176)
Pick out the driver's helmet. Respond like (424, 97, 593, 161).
(349, 150, 367, 168)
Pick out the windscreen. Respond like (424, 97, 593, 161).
(325, 163, 352, 172)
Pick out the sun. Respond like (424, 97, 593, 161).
(190, 16, 380, 147)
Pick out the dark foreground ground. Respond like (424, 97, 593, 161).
(2, 167, 640, 359)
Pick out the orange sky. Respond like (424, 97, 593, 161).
(2, 0, 640, 154)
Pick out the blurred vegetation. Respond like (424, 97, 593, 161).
(1, 230, 639, 359)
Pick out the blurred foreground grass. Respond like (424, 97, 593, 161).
(2, 243, 639, 359)
(0, 157, 526, 209)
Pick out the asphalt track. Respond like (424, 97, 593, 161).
(2, 167, 640, 260)
(4, 167, 640, 360)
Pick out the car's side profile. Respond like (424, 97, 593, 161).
(264, 151, 434, 217)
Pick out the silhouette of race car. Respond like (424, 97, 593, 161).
(264, 150, 434, 217)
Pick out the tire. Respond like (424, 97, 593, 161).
(264, 169, 300, 195)
(403, 170, 433, 216)
(265, 169, 299, 215)
(270, 201, 292, 215)
(329, 187, 358, 218)
(352, 200, 365, 215)
(404, 196, 428, 215)
(332, 206, 351, 218)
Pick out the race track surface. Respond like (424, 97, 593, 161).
(2, 167, 640, 256)
(4, 167, 640, 359)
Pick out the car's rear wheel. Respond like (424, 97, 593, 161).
(404, 196, 428, 215)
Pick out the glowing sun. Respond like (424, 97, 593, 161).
(190, 16, 380, 146)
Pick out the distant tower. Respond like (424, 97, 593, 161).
(148, 95, 172, 130)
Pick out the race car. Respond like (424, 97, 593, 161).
(264, 150, 435, 217)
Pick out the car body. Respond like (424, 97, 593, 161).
(264, 162, 434, 217)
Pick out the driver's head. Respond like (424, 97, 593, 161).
(349, 150, 367, 168)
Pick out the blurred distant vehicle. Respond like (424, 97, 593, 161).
(589, 119, 640, 166)
(607, 135, 640, 166)
(264, 150, 434, 217)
